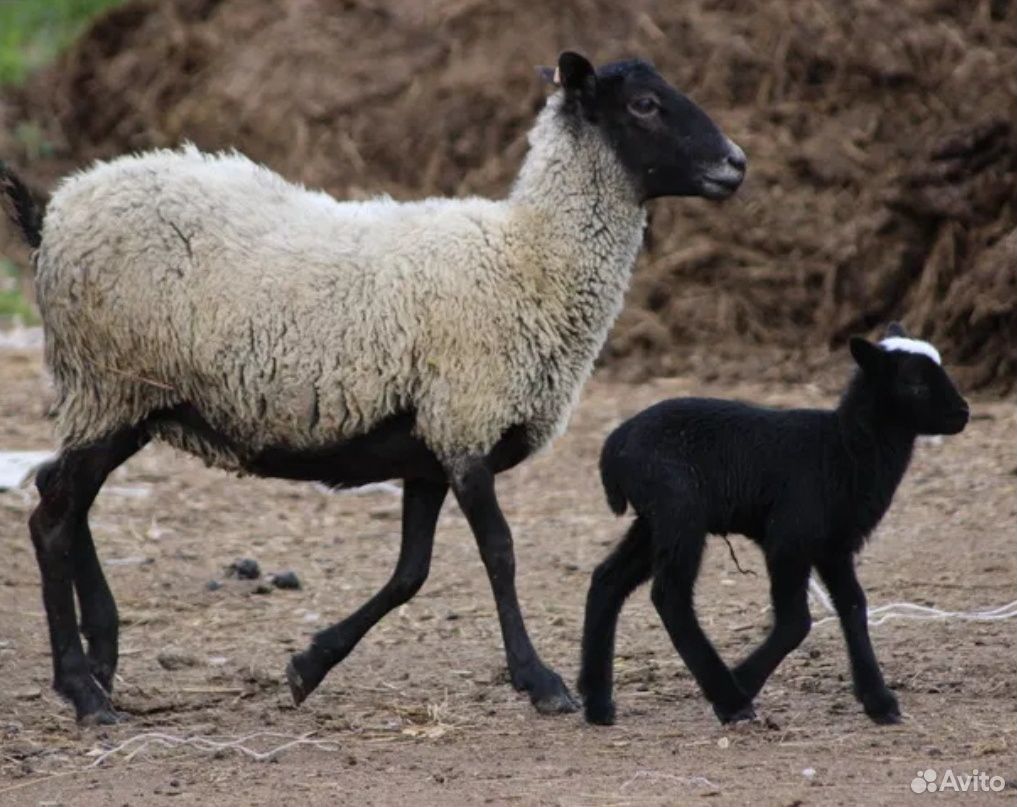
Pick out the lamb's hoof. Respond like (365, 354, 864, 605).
(583, 697, 616, 726)
(869, 710, 903, 725)
(286, 657, 315, 706)
(713, 701, 756, 725)
(862, 689, 902, 725)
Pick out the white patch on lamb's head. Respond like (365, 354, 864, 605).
(879, 336, 941, 365)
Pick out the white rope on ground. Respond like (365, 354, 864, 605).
(808, 577, 1017, 627)
(619, 770, 717, 791)
(312, 481, 402, 496)
(87, 730, 339, 767)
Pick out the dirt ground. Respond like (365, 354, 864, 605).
(0, 347, 1014, 806)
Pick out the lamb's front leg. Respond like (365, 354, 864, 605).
(578, 517, 653, 725)
(731, 551, 812, 702)
(815, 554, 901, 724)
(449, 457, 578, 714)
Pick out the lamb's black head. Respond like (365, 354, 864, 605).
(849, 324, 969, 436)
(541, 51, 746, 202)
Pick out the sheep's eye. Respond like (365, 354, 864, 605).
(907, 382, 930, 398)
(628, 97, 659, 117)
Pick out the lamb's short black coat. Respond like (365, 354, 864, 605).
(602, 398, 908, 559)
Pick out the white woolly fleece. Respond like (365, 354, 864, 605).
(879, 337, 942, 365)
(35, 93, 648, 467)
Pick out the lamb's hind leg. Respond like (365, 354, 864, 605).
(29, 427, 148, 723)
(578, 517, 652, 725)
(649, 511, 754, 724)
(287, 478, 448, 704)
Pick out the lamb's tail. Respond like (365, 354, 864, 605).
(599, 422, 631, 515)
(0, 162, 43, 249)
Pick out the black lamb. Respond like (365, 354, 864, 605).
(578, 323, 969, 726)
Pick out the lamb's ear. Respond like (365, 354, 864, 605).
(885, 321, 907, 338)
(557, 51, 597, 101)
(849, 336, 884, 373)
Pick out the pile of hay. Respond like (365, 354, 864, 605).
(2, 0, 1013, 389)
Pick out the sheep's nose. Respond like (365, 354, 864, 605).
(725, 141, 747, 173)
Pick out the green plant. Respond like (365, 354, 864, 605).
(0, 0, 127, 86)
(0, 257, 38, 323)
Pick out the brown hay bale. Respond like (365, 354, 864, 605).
(2, 0, 1014, 391)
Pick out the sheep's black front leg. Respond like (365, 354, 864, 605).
(287, 478, 447, 705)
(649, 524, 754, 724)
(731, 552, 811, 701)
(450, 458, 578, 714)
(578, 517, 653, 725)
(816, 554, 900, 724)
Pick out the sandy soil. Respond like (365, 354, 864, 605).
(1, 347, 1014, 806)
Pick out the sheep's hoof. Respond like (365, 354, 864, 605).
(533, 688, 580, 715)
(522, 668, 579, 715)
(713, 700, 756, 725)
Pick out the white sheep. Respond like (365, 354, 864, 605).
(3, 51, 746, 724)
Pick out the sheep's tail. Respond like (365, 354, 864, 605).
(0, 162, 43, 249)
(599, 423, 630, 515)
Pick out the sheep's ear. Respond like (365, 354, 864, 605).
(557, 51, 597, 99)
(536, 65, 557, 86)
(885, 321, 907, 338)
(849, 336, 884, 373)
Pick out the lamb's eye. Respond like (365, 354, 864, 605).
(629, 97, 659, 116)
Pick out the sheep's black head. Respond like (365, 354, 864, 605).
(540, 51, 746, 202)
(849, 323, 969, 436)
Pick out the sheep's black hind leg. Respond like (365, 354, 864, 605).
(578, 517, 652, 725)
(287, 478, 448, 705)
(731, 552, 811, 701)
(29, 427, 147, 723)
(815, 554, 900, 724)
(73, 515, 123, 693)
(649, 516, 754, 724)
(450, 458, 578, 714)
